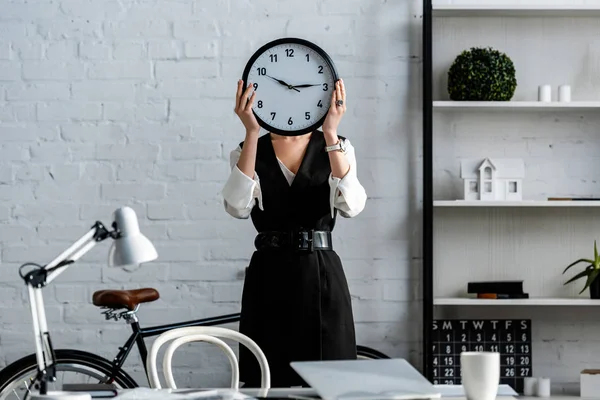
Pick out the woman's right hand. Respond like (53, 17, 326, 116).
(235, 79, 260, 135)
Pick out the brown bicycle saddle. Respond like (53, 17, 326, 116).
(92, 288, 160, 310)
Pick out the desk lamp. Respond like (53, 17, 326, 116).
(19, 207, 158, 400)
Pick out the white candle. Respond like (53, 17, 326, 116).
(538, 85, 552, 102)
(558, 85, 571, 102)
(537, 377, 551, 397)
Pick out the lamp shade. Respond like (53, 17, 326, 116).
(108, 207, 158, 267)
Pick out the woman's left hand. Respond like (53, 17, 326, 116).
(322, 78, 347, 136)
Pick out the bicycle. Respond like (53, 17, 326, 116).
(0, 287, 389, 399)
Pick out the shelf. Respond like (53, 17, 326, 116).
(435, 298, 600, 306)
(433, 101, 600, 112)
(432, 4, 600, 17)
(434, 200, 600, 207)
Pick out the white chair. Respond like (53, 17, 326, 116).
(146, 326, 271, 390)
(164, 334, 239, 389)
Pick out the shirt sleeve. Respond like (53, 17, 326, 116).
(221, 146, 264, 219)
(328, 138, 367, 218)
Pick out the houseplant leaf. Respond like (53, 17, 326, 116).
(564, 266, 593, 285)
(563, 258, 595, 274)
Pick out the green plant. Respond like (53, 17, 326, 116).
(562, 240, 600, 294)
(447, 46, 517, 101)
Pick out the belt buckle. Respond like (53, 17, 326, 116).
(296, 229, 315, 252)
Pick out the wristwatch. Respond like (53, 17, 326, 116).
(325, 139, 347, 153)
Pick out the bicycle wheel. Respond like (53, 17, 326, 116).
(0, 349, 138, 400)
(356, 345, 390, 360)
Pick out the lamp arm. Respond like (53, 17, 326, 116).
(20, 221, 118, 396)
(20, 221, 116, 289)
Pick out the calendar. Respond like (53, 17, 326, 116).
(431, 319, 532, 393)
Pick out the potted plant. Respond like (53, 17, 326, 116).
(447, 46, 517, 101)
(563, 240, 600, 299)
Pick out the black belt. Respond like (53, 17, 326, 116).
(254, 230, 332, 252)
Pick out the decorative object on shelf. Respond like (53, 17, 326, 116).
(581, 369, 600, 398)
(536, 377, 550, 397)
(563, 240, 600, 299)
(447, 47, 517, 101)
(538, 85, 551, 102)
(562, 240, 600, 299)
(460, 158, 525, 201)
(558, 85, 571, 102)
(523, 377, 537, 396)
(432, 319, 532, 393)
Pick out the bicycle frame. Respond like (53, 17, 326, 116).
(107, 311, 242, 383)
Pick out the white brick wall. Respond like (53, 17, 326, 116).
(0, 0, 422, 388)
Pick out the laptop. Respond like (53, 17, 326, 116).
(290, 359, 442, 400)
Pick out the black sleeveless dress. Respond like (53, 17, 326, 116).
(237, 130, 357, 388)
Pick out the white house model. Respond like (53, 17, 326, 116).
(460, 158, 525, 201)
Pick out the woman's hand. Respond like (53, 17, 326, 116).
(322, 78, 347, 139)
(235, 79, 260, 136)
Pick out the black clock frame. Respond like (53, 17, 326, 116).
(240, 37, 340, 137)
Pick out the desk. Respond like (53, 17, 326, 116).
(218, 389, 587, 400)
(111, 388, 593, 400)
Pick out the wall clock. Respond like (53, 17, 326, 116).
(241, 37, 339, 137)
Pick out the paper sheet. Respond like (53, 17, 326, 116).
(116, 388, 256, 400)
(433, 384, 518, 398)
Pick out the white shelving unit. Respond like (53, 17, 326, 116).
(428, 0, 600, 389)
(433, 5, 600, 17)
(433, 101, 600, 112)
(434, 200, 600, 207)
(431, 0, 600, 305)
(435, 298, 600, 306)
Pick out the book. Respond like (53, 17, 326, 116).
(467, 280, 524, 295)
(477, 293, 530, 299)
(62, 384, 118, 398)
(548, 197, 600, 201)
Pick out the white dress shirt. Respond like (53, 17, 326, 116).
(222, 137, 367, 220)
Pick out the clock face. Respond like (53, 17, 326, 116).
(241, 38, 339, 136)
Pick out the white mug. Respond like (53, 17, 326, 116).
(460, 352, 500, 400)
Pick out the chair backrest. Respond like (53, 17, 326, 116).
(163, 334, 239, 389)
(146, 326, 271, 389)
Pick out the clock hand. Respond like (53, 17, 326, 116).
(293, 84, 321, 88)
(265, 74, 289, 86)
(265, 74, 301, 92)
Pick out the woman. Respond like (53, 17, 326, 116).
(221, 78, 367, 388)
